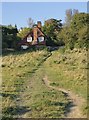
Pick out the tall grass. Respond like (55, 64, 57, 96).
(1, 49, 70, 118)
(1, 48, 87, 118)
(43, 48, 87, 99)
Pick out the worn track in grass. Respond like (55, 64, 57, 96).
(43, 76, 86, 118)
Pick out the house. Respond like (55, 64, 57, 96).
(19, 21, 46, 49)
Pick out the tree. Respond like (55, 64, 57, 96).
(73, 9, 79, 15)
(27, 18, 34, 28)
(77, 26, 89, 48)
(43, 18, 62, 46)
(2, 24, 20, 49)
(70, 13, 89, 32)
(60, 12, 89, 49)
(17, 27, 31, 39)
(65, 9, 79, 26)
(65, 9, 72, 26)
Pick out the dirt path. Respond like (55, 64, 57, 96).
(43, 76, 86, 118)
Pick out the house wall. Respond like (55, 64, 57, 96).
(21, 45, 29, 49)
(20, 21, 46, 47)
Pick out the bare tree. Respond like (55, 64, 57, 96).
(65, 9, 79, 26)
(65, 9, 73, 26)
(73, 9, 79, 15)
(27, 18, 34, 28)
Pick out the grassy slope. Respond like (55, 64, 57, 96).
(43, 48, 88, 116)
(1, 49, 69, 118)
(44, 48, 87, 99)
(1, 48, 88, 118)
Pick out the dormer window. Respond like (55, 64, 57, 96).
(27, 36, 32, 42)
(38, 37, 44, 42)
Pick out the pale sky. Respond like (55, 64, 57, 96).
(2, 2, 87, 28)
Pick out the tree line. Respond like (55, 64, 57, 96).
(1, 24, 21, 49)
(1, 9, 89, 50)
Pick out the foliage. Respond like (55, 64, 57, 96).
(59, 12, 89, 49)
(70, 13, 89, 31)
(1, 25, 21, 49)
(77, 26, 89, 48)
(17, 27, 31, 39)
(71, 13, 89, 49)
(1, 12, 89, 50)
(43, 18, 63, 46)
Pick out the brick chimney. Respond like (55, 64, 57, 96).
(33, 25, 38, 44)
(37, 21, 41, 29)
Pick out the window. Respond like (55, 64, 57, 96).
(38, 37, 44, 42)
(27, 36, 32, 42)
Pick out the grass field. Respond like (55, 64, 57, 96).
(1, 47, 88, 118)
(44, 48, 87, 99)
